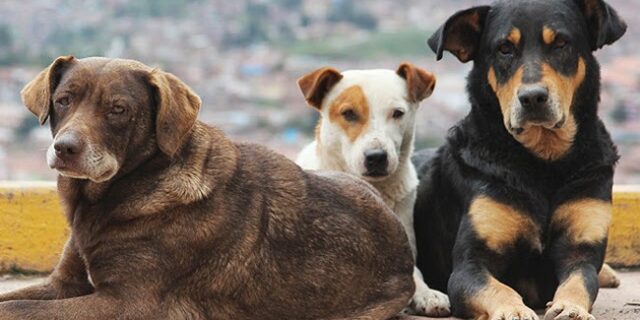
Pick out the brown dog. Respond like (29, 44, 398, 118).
(0, 56, 415, 320)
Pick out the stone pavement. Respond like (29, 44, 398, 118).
(0, 270, 638, 319)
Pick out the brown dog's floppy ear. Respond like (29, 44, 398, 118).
(396, 63, 436, 103)
(21, 55, 75, 125)
(149, 70, 202, 157)
(428, 6, 491, 63)
(297, 67, 343, 109)
(574, 0, 627, 50)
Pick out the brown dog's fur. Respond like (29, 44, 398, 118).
(0, 57, 415, 320)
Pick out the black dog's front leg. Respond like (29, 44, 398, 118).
(544, 198, 611, 320)
(0, 236, 93, 302)
(448, 200, 540, 320)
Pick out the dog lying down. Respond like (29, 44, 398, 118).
(0, 56, 415, 320)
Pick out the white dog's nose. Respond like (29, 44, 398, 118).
(364, 149, 388, 177)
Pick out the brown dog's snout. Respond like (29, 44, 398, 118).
(54, 133, 85, 161)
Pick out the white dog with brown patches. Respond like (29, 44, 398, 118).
(295, 63, 450, 317)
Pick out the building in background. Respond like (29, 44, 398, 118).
(0, 0, 638, 182)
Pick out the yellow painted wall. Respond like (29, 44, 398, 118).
(0, 182, 638, 273)
(0, 182, 68, 273)
(607, 185, 640, 267)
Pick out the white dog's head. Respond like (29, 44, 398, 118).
(298, 63, 435, 181)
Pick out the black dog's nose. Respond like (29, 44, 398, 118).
(518, 87, 549, 109)
(54, 134, 84, 160)
(364, 149, 388, 175)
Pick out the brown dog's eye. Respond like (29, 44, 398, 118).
(342, 109, 358, 122)
(498, 42, 515, 55)
(55, 97, 71, 107)
(111, 105, 126, 115)
(392, 109, 405, 119)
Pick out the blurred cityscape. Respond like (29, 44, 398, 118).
(0, 0, 638, 183)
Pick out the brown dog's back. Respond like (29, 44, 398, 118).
(177, 129, 415, 319)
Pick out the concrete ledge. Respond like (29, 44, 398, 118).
(0, 182, 639, 273)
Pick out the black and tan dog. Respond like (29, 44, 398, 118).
(0, 56, 415, 320)
(412, 0, 626, 319)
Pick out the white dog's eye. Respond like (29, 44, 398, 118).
(342, 109, 358, 122)
(392, 109, 405, 119)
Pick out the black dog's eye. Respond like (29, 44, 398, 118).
(554, 37, 568, 49)
(392, 109, 405, 119)
(498, 42, 515, 56)
(55, 96, 71, 108)
(342, 109, 358, 122)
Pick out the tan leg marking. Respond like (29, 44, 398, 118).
(552, 199, 612, 244)
(469, 196, 542, 254)
(545, 272, 594, 320)
(469, 275, 538, 320)
(328, 85, 370, 142)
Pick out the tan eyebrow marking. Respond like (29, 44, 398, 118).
(508, 28, 522, 45)
(543, 26, 556, 45)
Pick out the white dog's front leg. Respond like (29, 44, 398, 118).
(403, 267, 451, 317)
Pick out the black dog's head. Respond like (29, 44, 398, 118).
(428, 0, 626, 159)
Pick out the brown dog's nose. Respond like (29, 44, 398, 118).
(518, 86, 549, 110)
(54, 134, 84, 160)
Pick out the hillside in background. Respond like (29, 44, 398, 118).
(0, 0, 639, 183)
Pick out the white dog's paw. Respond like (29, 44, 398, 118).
(408, 287, 451, 317)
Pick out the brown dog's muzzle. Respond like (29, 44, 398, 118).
(47, 127, 120, 182)
(51, 132, 85, 168)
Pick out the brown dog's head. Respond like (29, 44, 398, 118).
(21, 56, 201, 182)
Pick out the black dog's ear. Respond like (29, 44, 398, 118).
(297, 67, 343, 109)
(149, 70, 202, 157)
(428, 6, 491, 63)
(574, 0, 627, 50)
(21, 55, 75, 125)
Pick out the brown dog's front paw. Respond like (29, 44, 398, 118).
(544, 301, 594, 320)
(490, 304, 539, 320)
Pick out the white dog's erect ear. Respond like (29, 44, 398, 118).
(21, 55, 76, 125)
(297, 67, 343, 109)
(149, 70, 202, 157)
(396, 63, 436, 103)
